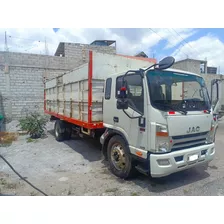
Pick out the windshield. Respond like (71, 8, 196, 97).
(146, 70, 211, 112)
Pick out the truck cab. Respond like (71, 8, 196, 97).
(100, 57, 217, 179)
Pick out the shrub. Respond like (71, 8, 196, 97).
(18, 112, 48, 139)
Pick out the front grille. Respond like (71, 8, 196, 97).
(171, 131, 208, 152)
(172, 131, 208, 140)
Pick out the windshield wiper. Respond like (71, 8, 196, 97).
(154, 102, 188, 115)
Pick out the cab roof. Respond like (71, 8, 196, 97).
(109, 67, 202, 79)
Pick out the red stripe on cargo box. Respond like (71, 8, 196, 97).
(88, 51, 93, 123)
(44, 110, 104, 129)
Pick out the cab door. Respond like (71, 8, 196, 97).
(115, 72, 148, 158)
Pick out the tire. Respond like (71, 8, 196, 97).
(214, 127, 218, 143)
(107, 135, 136, 179)
(64, 123, 72, 140)
(54, 120, 72, 142)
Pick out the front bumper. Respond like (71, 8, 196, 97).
(150, 143, 215, 178)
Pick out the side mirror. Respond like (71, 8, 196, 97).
(117, 86, 127, 99)
(141, 56, 175, 72)
(117, 86, 128, 110)
(156, 56, 175, 70)
(117, 98, 128, 110)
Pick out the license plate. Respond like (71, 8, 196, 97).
(188, 154, 199, 162)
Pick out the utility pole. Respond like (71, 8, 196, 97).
(44, 37, 49, 82)
(4, 31, 9, 52)
(45, 37, 49, 56)
(4, 31, 9, 73)
(4, 31, 12, 122)
(152, 52, 155, 58)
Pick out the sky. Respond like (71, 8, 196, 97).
(1, 28, 224, 73)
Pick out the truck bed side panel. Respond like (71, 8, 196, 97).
(45, 51, 154, 129)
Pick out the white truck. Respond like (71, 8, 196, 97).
(44, 51, 218, 179)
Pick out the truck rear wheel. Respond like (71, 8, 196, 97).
(107, 135, 136, 179)
(54, 120, 72, 141)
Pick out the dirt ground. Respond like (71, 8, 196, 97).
(1, 119, 224, 196)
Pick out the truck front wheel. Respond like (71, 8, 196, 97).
(107, 135, 136, 179)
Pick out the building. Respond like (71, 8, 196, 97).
(207, 66, 217, 74)
(54, 40, 116, 58)
(134, 51, 148, 58)
(172, 58, 219, 76)
(172, 58, 208, 74)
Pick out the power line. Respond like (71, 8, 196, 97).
(8, 35, 42, 43)
(170, 28, 201, 55)
(149, 28, 189, 58)
(149, 28, 164, 40)
(24, 45, 39, 52)
(7, 36, 41, 53)
(165, 28, 195, 58)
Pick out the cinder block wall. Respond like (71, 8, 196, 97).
(172, 60, 202, 74)
(64, 43, 116, 58)
(0, 52, 75, 122)
(0, 42, 117, 123)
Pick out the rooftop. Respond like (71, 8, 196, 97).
(54, 40, 117, 56)
(54, 42, 65, 56)
(90, 40, 116, 46)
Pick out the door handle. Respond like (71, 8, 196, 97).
(113, 117, 119, 123)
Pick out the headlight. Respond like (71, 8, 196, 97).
(155, 124, 171, 153)
(206, 123, 215, 144)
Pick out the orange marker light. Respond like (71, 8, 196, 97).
(136, 151, 143, 157)
(156, 132, 168, 137)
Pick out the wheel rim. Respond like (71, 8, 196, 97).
(110, 143, 126, 171)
